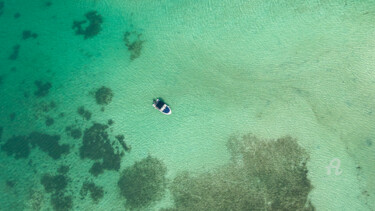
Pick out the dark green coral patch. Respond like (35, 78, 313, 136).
(6, 180, 15, 188)
(57, 165, 70, 175)
(45, 116, 54, 126)
(8, 44, 20, 60)
(80, 123, 121, 176)
(0, 1, 4, 16)
(1, 135, 30, 159)
(123, 31, 144, 60)
(80, 182, 104, 203)
(0, 126, 3, 141)
(28, 132, 69, 160)
(34, 80, 52, 97)
(65, 125, 82, 139)
(95, 86, 113, 105)
(41, 174, 68, 193)
(72, 11, 103, 39)
(22, 30, 38, 40)
(115, 135, 131, 152)
(51, 192, 73, 211)
(77, 106, 92, 120)
(118, 155, 167, 209)
(167, 135, 314, 210)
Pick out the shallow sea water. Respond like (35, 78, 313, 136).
(0, 0, 375, 210)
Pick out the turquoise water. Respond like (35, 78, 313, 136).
(1, 0, 375, 210)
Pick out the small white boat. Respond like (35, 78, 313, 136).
(153, 98, 172, 115)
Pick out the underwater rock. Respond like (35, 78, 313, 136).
(34, 80, 52, 97)
(72, 11, 103, 39)
(123, 31, 144, 60)
(8, 44, 20, 60)
(167, 135, 314, 210)
(28, 132, 69, 160)
(1, 135, 30, 159)
(94, 86, 113, 105)
(80, 123, 121, 176)
(77, 106, 92, 121)
(118, 155, 167, 209)
(80, 182, 104, 203)
(22, 30, 38, 40)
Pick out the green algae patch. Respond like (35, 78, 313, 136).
(118, 155, 167, 209)
(80, 182, 104, 203)
(1, 135, 30, 159)
(94, 86, 113, 106)
(72, 11, 103, 39)
(80, 123, 121, 176)
(167, 135, 314, 210)
(29, 132, 69, 160)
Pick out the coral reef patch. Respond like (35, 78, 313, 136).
(123, 31, 144, 61)
(65, 125, 82, 139)
(0, 126, 3, 141)
(45, 116, 54, 126)
(0, 1, 4, 16)
(79, 123, 122, 176)
(94, 86, 113, 106)
(77, 106, 92, 121)
(166, 135, 314, 210)
(1, 135, 30, 159)
(14, 12, 20, 19)
(115, 135, 131, 152)
(1, 132, 69, 160)
(118, 155, 167, 209)
(22, 30, 38, 40)
(40, 170, 73, 211)
(34, 80, 52, 97)
(80, 182, 104, 203)
(28, 132, 69, 160)
(72, 11, 103, 39)
(8, 44, 20, 60)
